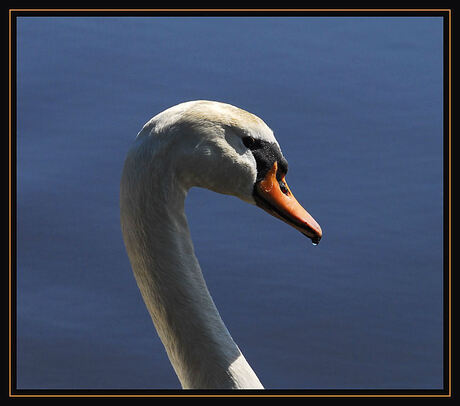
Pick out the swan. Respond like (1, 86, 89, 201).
(120, 100, 322, 389)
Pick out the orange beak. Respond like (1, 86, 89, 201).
(254, 161, 322, 245)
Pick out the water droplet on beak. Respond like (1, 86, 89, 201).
(311, 236, 321, 246)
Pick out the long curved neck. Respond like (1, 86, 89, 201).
(120, 140, 263, 389)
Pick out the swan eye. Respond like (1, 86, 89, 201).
(242, 136, 260, 150)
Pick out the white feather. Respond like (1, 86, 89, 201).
(120, 100, 278, 389)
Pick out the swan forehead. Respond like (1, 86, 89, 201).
(145, 100, 277, 145)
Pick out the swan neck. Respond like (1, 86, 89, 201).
(120, 144, 263, 389)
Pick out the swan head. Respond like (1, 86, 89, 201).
(138, 100, 322, 244)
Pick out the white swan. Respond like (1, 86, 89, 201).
(120, 100, 322, 389)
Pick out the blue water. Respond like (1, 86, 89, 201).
(16, 16, 444, 390)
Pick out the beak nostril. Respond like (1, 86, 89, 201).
(279, 180, 289, 195)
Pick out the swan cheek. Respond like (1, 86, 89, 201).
(201, 148, 257, 204)
(210, 161, 257, 204)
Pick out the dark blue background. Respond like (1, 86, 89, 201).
(16, 17, 444, 389)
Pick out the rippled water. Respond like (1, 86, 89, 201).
(16, 16, 444, 389)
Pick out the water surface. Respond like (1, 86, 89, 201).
(16, 16, 444, 389)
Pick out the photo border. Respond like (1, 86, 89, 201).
(8, 8, 452, 398)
